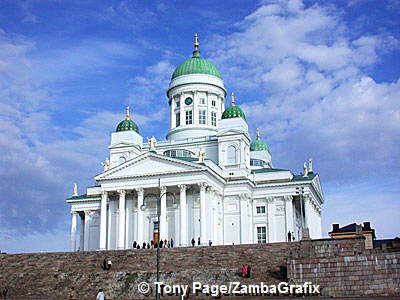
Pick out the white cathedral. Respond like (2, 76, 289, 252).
(67, 35, 324, 251)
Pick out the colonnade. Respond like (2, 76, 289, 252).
(70, 183, 213, 251)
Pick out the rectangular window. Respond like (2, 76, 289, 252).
(199, 110, 206, 124)
(199, 98, 206, 105)
(186, 110, 193, 125)
(211, 111, 217, 126)
(176, 113, 180, 127)
(256, 206, 266, 214)
(212, 100, 216, 107)
(257, 226, 267, 244)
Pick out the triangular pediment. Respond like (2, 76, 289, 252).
(109, 141, 138, 148)
(217, 128, 247, 136)
(95, 152, 204, 180)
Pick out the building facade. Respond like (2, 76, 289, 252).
(66, 36, 324, 251)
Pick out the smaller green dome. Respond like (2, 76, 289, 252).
(250, 128, 268, 151)
(250, 139, 268, 151)
(116, 107, 139, 133)
(221, 92, 246, 119)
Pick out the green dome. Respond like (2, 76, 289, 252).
(250, 139, 268, 151)
(221, 93, 246, 119)
(172, 50, 222, 80)
(116, 107, 139, 133)
(250, 129, 268, 151)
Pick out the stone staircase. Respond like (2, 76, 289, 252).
(0, 242, 295, 299)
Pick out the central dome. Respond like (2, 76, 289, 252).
(172, 50, 222, 79)
(172, 34, 222, 80)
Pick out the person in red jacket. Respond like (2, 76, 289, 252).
(241, 265, 247, 277)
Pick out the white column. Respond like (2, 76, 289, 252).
(136, 188, 144, 244)
(212, 191, 218, 244)
(267, 197, 275, 243)
(199, 183, 207, 245)
(179, 93, 185, 126)
(84, 210, 92, 251)
(304, 196, 311, 230)
(70, 211, 77, 251)
(79, 213, 85, 251)
(170, 97, 175, 128)
(117, 190, 126, 249)
(285, 196, 294, 241)
(239, 194, 247, 244)
(248, 199, 254, 244)
(125, 193, 132, 248)
(99, 191, 108, 250)
(178, 185, 187, 246)
(160, 186, 167, 241)
(193, 91, 198, 125)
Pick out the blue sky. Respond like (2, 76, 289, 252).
(0, 0, 399, 253)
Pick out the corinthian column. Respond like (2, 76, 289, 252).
(160, 186, 167, 241)
(99, 191, 108, 250)
(117, 190, 126, 249)
(136, 188, 144, 244)
(178, 184, 187, 246)
(198, 182, 207, 245)
(70, 211, 77, 251)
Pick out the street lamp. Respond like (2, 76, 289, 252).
(142, 179, 177, 300)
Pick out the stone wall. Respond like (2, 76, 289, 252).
(0, 238, 399, 299)
(289, 237, 400, 297)
(0, 242, 293, 299)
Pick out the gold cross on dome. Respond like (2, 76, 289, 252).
(194, 33, 200, 50)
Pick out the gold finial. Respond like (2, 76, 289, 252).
(125, 106, 130, 120)
(194, 33, 199, 50)
(231, 92, 236, 106)
(256, 128, 260, 140)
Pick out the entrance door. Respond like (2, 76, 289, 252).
(153, 221, 159, 243)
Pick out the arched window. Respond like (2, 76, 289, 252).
(227, 145, 237, 165)
(119, 156, 127, 165)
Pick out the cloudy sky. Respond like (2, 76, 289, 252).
(0, 0, 399, 253)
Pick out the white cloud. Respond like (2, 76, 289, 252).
(208, 0, 399, 179)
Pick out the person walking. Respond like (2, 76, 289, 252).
(132, 241, 137, 249)
(170, 238, 174, 248)
(96, 289, 105, 300)
(241, 265, 247, 277)
(2, 286, 8, 299)
(197, 237, 200, 246)
(287, 231, 292, 242)
(247, 265, 251, 278)
(191, 238, 195, 247)
(208, 240, 212, 246)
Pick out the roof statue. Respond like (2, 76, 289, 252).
(147, 136, 157, 151)
(73, 183, 78, 197)
(102, 157, 110, 171)
(309, 158, 313, 173)
(198, 149, 206, 163)
(303, 161, 308, 177)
